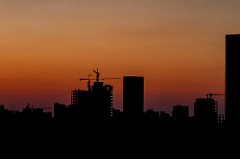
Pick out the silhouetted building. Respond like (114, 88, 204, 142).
(0, 105, 13, 122)
(0, 104, 4, 111)
(54, 103, 66, 119)
(70, 89, 92, 120)
(71, 89, 91, 106)
(104, 85, 113, 117)
(144, 109, 159, 122)
(172, 105, 189, 121)
(20, 104, 52, 126)
(194, 98, 218, 125)
(123, 76, 144, 119)
(226, 34, 240, 126)
(92, 82, 113, 120)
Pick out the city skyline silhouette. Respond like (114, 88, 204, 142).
(1, 0, 237, 115)
(1, 1, 240, 154)
(1, 32, 240, 130)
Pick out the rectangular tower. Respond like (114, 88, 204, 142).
(123, 76, 144, 119)
(226, 34, 240, 126)
(92, 82, 113, 120)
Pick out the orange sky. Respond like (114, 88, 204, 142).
(1, 0, 240, 115)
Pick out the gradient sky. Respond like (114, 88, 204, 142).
(1, 0, 240, 115)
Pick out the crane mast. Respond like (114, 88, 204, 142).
(93, 68, 100, 82)
(80, 68, 121, 90)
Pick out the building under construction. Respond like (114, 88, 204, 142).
(71, 89, 91, 106)
(70, 68, 117, 121)
(194, 93, 220, 126)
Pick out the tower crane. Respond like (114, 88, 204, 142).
(92, 68, 121, 81)
(80, 74, 95, 91)
(93, 68, 100, 82)
(206, 93, 225, 99)
(80, 68, 121, 91)
(205, 92, 225, 122)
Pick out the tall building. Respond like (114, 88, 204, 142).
(104, 85, 113, 117)
(194, 98, 218, 125)
(92, 82, 113, 120)
(226, 34, 240, 126)
(123, 76, 144, 119)
(69, 83, 113, 121)
(69, 89, 92, 120)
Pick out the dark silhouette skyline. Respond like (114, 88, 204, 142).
(0, 73, 228, 132)
(0, 72, 227, 134)
(0, 34, 239, 152)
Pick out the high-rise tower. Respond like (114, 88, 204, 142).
(226, 34, 240, 126)
(123, 76, 144, 119)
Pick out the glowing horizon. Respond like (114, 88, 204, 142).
(1, 0, 240, 115)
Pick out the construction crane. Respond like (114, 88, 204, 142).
(80, 74, 95, 91)
(93, 68, 100, 82)
(205, 93, 225, 114)
(206, 93, 225, 99)
(80, 68, 121, 90)
(92, 68, 121, 81)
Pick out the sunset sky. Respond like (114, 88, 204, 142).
(1, 0, 240, 115)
